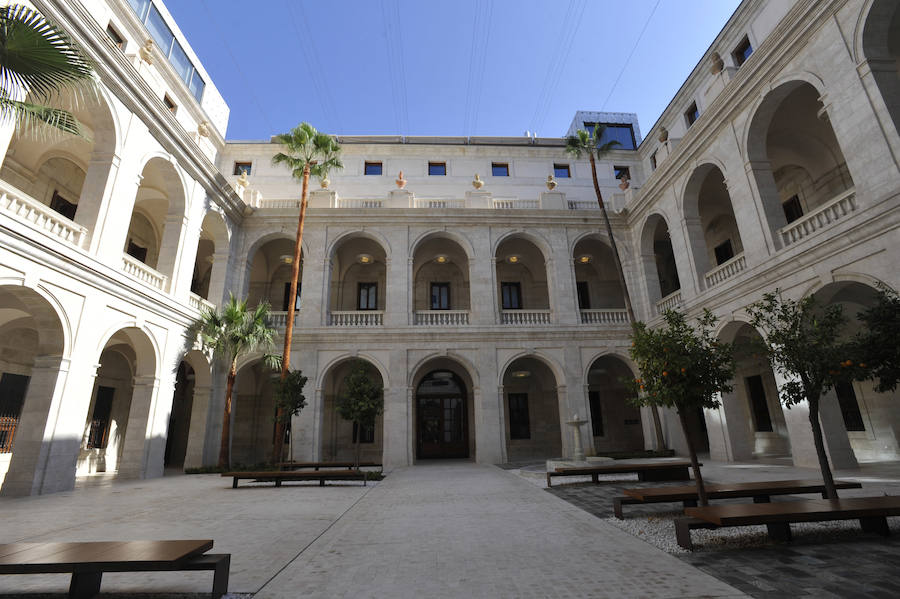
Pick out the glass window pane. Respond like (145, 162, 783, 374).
(428, 162, 446, 176)
(492, 163, 509, 177)
(598, 124, 635, 150)
(127, 0, 151, 20)
(145, 5, 175, 55)
(169, 40, 192, 82)
(365, 162, 383, 175)
(189, 71, 205, 101)
(553, 164, 570, 178)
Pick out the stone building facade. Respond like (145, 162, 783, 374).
(0, 0, 897, 495)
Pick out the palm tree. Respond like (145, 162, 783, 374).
(270, 122, 343, 462)
(566, 125, 666, 450)
(189, 295, 279, 468)
(0, 4, 95, 137)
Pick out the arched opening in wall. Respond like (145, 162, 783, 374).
(246, 236, 302, 309)
(320, 359, 385, 463)
(502, 356, 562, 461)
(78, 327, 156, 480)
(411, 234, 471, 325)
(572, 235, 626, 323)
(639, 214, 681, 311)
(812, 281, 898, 462)
(124, 158, 186, 286)
(683, 164, 744, 288)
(412, 358, 476, 460)
(861, 0, 900, 137)
(0, 88, 117, 237)
(586, 356, 644, 454)
(0, 286, 65, 496)
(747, 81, 855, 246)
(231, 358, 278, 465)
(328, 235, 387, 326)
(495, 235, 549, 324)
(191, 212, 229, 304)
(163, 350, 211, 470)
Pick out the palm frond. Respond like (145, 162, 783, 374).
(0, 95, 86, 137)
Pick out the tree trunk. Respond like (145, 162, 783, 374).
(355, 432, 361, 469)
(218, 360, 237, 469)
(808, 395, 838, 500)
(678, 408, 708, 506)
(273, 165, 311, 463)
(588, 153, 666, 450)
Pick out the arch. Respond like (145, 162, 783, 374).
(639, 213, 682, 307)
(326, 229, 392, 261)
(581, 349, 637, 382)
(585, 353, 645, 453)
(411, 233, 472, 313)
(0, 280, 72, 358)
(94, 322, 160, 378)
(407, 351, 480, 390)
(410, 229, 475, 260)
(181, 349, 212, 389)
(502, 354, 564, 461)
(492, 229, 552, 262)
(412, 357, 477, 460)
(497, 351, 564, 389)
(316, 352, 391, 391)
(135, 155, 188, 219)
(318, 356, 387, 462)
(243, 230, 310, 269)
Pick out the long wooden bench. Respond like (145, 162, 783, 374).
(0, 539, 228, 599)
(223, 469, 368, 488)
(277, 460, 382, 471)
(675, 495, 900, 550)
(613, 479, 862, 518)
(546, 461, 696, 488)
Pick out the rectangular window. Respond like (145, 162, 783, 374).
(163, 94, 177, 114)
(352, 421, 375, 444)
(650, 151, 658, 171)
(782, 195, 804, 224)
(430, 282, 450, 310)
(0, 373, 29, 453)
(733, 36, 753, 67)
(127, 0, 151, 21)
(614, 166, 631, 181)
(576, 281, 590, 310)
(491, 162, 509, 177)
(168, 40, 192, 82)
(86, 386, 115, 449)
(745, 375, 773, 432)
(364, 161, 383, 175)
(358, 282, 377, 311)
(585, 122, 637, 150)
(282, 282, 301, 312)
(106, 24, 125, 50)
(233, 162, 252, 176)
(187, 71, 205, 101)
(685, 102, 699, 127)
(835, 381, 865, 431)
(553, 163, 570, 178)
(501, 282, 522, 310)
(145, 4, 175, 55)
(508, 393, 531, 440)
(588, 391, 604, 437)
(428, 162, 446, 176)
(50, 191, 77, 221)
(126, 240, 148, 263)
(714, 239, 734, 265)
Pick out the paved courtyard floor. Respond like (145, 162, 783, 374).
(0, 462, 746, 598)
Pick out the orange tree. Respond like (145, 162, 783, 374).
(628, 309, 734, 505)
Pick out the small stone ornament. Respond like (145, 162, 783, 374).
(658, 126, 669, 143)
(197, 121, 210, 138)
(139, 39, 154, 64)
(472, 173, 484, 190)
(320, 176, 330, 189)
(546, 174, 557, 191)
(395, 171, 407, 189)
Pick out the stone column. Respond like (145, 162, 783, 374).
(205, 249, 231, 306)
(383, 349, 410, 468)
(96, 170, 143, 263)
(156, 215, 190, 296)
(75, 152, 121, 253)
(681, 217, 709, 291)
(853, 58, 900, 176)
(742, 159, 784, 254)
(383, 257, 408, 326)
(474, 349, 501, 464)
(548, 249, 579, 325)
(175, 222, 202, 301)
(182, 383, 211, 469)
(496, 385, 508, 463)
(117, 375, 160, 479)
(467, 237, 495, 325)
(706, 390, 754, 462)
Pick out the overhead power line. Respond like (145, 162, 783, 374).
(600, 0, 661, 112)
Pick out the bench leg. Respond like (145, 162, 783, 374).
(682, 499, 697, 508)
(275, 479, 282, 488)
(546, 473, 552, 488)
(614, 497, 624, 519)
(212, 554, 230, 598)
(753, 495, 771, 504)
(860, 516, 889, 536)
(69, 571, 102, 599)
(320, 479, 325, 487)
(591, 473, 599, 484)
(674, 518, 694, 551)
(767, 522, 791, 543)
(232, 477, 238, 489)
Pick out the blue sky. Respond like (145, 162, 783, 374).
(167, 0, 741, 140)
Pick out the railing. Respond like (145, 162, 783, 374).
(336, 198, 384, 209)
(580, 309, 629, 325)
(414, 310, 470, 326)
(567, 200, 598, 210)
(655, 290, 683, 315)
(121, 254, 167, 290)
(704, 253, 746, 288)
(500, 309, 551, 325)
(188, 293, 216, 313)
(492, 198, 539, 209)
(0, 182, 87, 248)
(414, 198, 465, 209)
(779, 188, 856, 246)
(254, 198, 299, 209)
(329, 310, 384, 326)
(267, 311, 298, 331)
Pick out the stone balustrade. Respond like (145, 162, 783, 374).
(414, 310, 470, 326)
(414, 198, 466, 209)
(579, 308, 629, 325)
(335, 198, 384, 209)
(329, 310, 384, 326)
(254, 198, 299, 209)
(492, 198, 539, 209)
(500, 309, 551, 325)
(188, 293, 216, 313)
(121, 254, 167, 290)
(567, 200, 598, 210)
(0, 182, 87, 248)
(779, 188, 856, 246)
(267, 311, 298, 331)
(655, 290, 683, 314)
(704, 253, 746, 288)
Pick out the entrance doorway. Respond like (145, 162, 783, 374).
(416, 371, 468, 459)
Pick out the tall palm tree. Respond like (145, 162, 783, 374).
(566, 125, 666, 450)
(189, 296, 279, 468)
(270, 122, 343, 462)
(0, 4, 95, 137)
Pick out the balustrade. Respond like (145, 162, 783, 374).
(188, 293, 216, 313)
(414, 310, 470, 326)
(336, 198, 384, 209)
(0, 182, 87, 248)
(121, 254, 167, 290)
(579, 309, 629, 325)
(779, 188, 856, 246)
(655, 290, 683, 314)
(492, 198, 539, 209)
(329, 310, 384, 326)
(267, 311, 298, 331)
(414, 198, 465, 209)
(500, 309, 551, 325)
(704, 253, 746, 288)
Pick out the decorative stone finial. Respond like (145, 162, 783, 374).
(320, 176, 330, 189)
(139, 39, 154, 64)
(710, 52, 724, 75)
(618, 177, 630, 191)
(472, 173, 484, 190)
(658, 126, 669, 143)
(235, 171, 249, 190)
(197, 121, 210, 138)
(395, 170, 407, 189)
(546, 174, 557, 191)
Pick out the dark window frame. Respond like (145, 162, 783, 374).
(685, 102, 699, 127)
(0, 373, 30, 453)
(428, 162, 447, 176)
(50, 190, 77, 221)
(835, 380, 865, 431)
(86, 386, 115, 449)
(576, 281, 591, 310)
(500, 282, 522, 310)
(106, 23, 125, 50)
(163, 94, 177, 114)
(783, 195, 804, 224)
(491, 162, 509, 177)
(584, 122, 637, 150)
(352, 421, 375, 443)
(588, 390, 604, 437)
(508, 393, 531, 440)
(745, 375, 774, 432)
(613, 165, 631, 181)
(282, 282, 301, 311)
(233, 162, 252, 176)
(430, 282, 451, 310)
(732, 36, 753, 67)
(714, 239, 735, 265)
(553, 163, 570, 178)
(357, 282, 378, 311)
(364, 161, 383, 176)
(650, 151, 658, 171)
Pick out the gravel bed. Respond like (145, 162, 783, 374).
(506, 467, 639, 488)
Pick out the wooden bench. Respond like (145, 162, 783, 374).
(613, 479, 862, 519)
(223, 469, 368, 488)
(546, 461, 696, 488)
(0, 539, 228, 599)
(277, 460, 382, 471)
(675, 495, 900, 550)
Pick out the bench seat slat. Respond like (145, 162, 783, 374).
(685, 496, 900, 526)
(554, 461, 693, 475)
(623, 479, 862, 502)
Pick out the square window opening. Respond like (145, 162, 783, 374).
(428, 162, 446, 176)
(106, 23, 125, 50)
(501, 282, 522, 310)
(733, 36, 753, 67)
(364, 161, 383, 176)
(233, 162, 252, 176)
(650, 151, 658, 171)
(358, 282, 378, 311)
(685, 102, 699, 127)
(714, 239, 734, 265)
(553, 163, 570, 178)
(430, 282, 451, 310)
(163, 94, 177, 114)
(782, 195, 804, 224)
(491, 162, 509, 177)
(613, 166, 631, 181)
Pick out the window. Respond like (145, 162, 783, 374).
(430, 282, 450, 310)
(576, 281, 590, 310)
(588, 391, 603, 437)
(352, 422, 375, 443)
(732, 36, 753, 67)
(613, 166, 631, 181)
(50, 191, 77, 220)
(508, 393, 530, 439)
(782, 195, 803, 224)
(86, 386, 114, 449)
(650, 151, 658, 171)
(714, 240, 734, 265)
(0, 373, 29, 453)
(685, 102, 699, 127)
(163, 94, 177, 114)
(491, 162, 509, 177)
(364, 161, 383, 175)
(233, 162, 252, 176)
(428, 162, 446, 176)
(584, 122, 637, 150)
(126, 240, 148, 263)
(282, 282, 301, 311)
(106, 23, 125, 50)
(745, 375, 773, 432)
(358, 282, 378, 310)
(835, 381, 865, 431)
(553, 163, 570, 178)
(501, 282, 522, 310)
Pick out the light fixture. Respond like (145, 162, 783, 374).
(357, 253, 373, 264)
(435, 254, 450, 264)
(506, 254, 521, 264)
(511, 370, 531, 378)
(577, 254, 592, 264)
(279, 255, 293, 265)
